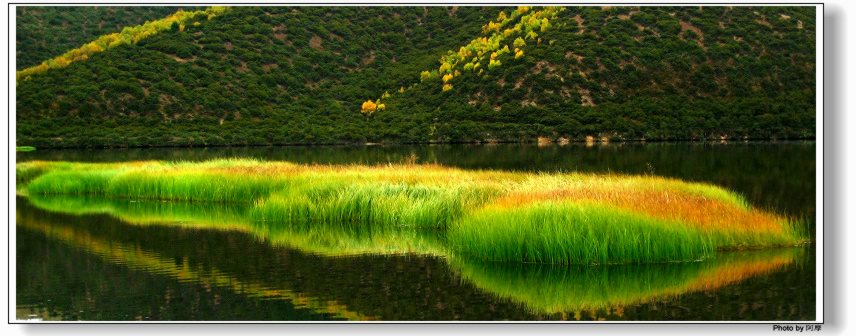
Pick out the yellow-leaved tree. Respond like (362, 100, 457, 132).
(361, 100, 378, 116)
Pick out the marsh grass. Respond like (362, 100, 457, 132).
(27, 169, 121, 195)
(19, 159, 807, 264)
(448, 201, 714, 264)
(251, 179, 496, 231)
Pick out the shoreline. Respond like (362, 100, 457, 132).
(16, 137, 818, 151)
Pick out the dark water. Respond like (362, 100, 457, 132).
(15, 142, 817, 321)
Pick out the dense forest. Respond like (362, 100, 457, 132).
(16, 6, 816, 148)
(15, 6, 195, 69)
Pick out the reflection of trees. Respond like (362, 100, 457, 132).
(17, 206, 373, 321)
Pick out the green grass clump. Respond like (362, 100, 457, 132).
(16, 161, 55, 190)
(26, 169, 121, 196)
(23, 159, 290, 202)
(16, 146, 36, 152)
(105, 171, 287, 202)
(448, 201, 714, 265)
(17, 159, 806, 265)
(252, 179, 495, 231)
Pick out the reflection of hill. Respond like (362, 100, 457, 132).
(450, 249, 797, 314)
(16, 204, 374, 321)
(15, 227, 348, 321)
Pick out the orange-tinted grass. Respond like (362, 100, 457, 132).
(492, 188, 785, 235)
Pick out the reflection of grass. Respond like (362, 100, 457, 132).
(16, 210, 375, 321)
(19, 196, 804, 317)
(257, 224, 447, 257)
(16, 146, 36, 152)
(26, 195, 252, 231)
(449, 248, 798, 314)
(19, 159, 806, 264)
(28, 194, 443, 257)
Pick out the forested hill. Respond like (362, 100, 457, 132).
(15, 6, 195, 69)
(16, 6, 816, 148)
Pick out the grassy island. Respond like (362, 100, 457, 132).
(16, 146, 36, 152)
(16, 159, 806, 265)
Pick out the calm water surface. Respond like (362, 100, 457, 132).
(15, 142, 817, 321)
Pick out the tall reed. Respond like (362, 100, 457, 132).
(448, 201, 714, 264)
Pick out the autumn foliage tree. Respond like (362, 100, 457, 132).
(361, 99, 386, 116)
(361, 100, 377, 115)
(406, 6, 564, 93)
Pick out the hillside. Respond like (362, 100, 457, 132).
(15, 6, 194, 69)
(15, 6, 816, 148)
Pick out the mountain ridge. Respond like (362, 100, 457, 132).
(16, 6, 816, 148)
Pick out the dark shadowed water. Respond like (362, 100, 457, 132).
(15, 142, 817, 321)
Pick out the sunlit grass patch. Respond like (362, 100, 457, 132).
(251, 179, 497, 231)
(18, 159, 807, 264)
(27, 169, 121, 196)
(448, 201, 714, 264)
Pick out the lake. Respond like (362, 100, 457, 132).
(14, 142, 817, 321)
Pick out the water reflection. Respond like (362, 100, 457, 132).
(17, 196, 813, 320)
(450, 249, 798, 314)
(26, 194, 446, 257)
(17, 205, 371, 320)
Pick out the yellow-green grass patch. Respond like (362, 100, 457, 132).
(18, 159, 807, 264)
